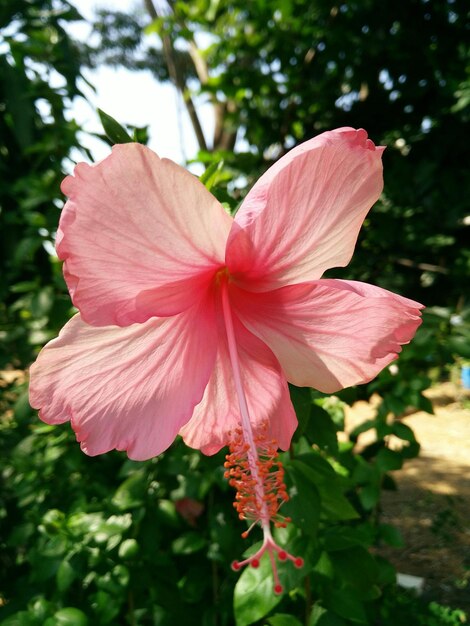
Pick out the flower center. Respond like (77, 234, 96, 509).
(220, 280, 303, 594)
(215, 266, 230, 286)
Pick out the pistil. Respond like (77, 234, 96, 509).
(221, 280, 303, 593)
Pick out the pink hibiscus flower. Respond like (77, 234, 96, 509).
(29, 127, 423, 591)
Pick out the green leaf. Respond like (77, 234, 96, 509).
(291, 455, 336, 483)
(99, 514, 133, 537)
(2, 612, 38, 626)
(41, 535, 68, 558)
(416, 394, 434, 414)
(90, 591, 121, 624)
(312, 551, 334, 580)
(305, 404, 339, 453)
(328, 547, 379, 593)
(315, 397, 345, 430)
(13, 390, 32, 421)
(143, 16, 165, 35)
(48, 608, 88, 626)
(268, 614, 303, 626)
(172, 531, 207, 555)
(320, 490, 359, 522)
(178, 563, 210, 602)
(199, 160, 224, 190)
(155, 499, 180, 527)
(391, 422, 417, 443)
(14, 236, 42, 263)
(290, 385, 312, 430)
(118, 538, 139, 559)
(324, 587, 367, 623)
(2, 58, 34, 149)
(30, 597, 53, 621)
(449, 335, 470, 359)
(67, 512, 102, 537)
(358, 484, 381, 511)
(29, 554, 61, 582)
(10, 280, 40, 293)
(383, 395, 407, 417)
(351, 456, 379, 485)
(291, 457, 358, 521)
(309, 605, 347, 626)
(378, 523, 405, 547)
(57, 559, 76, 592)
(233, 553, 282, 626)
(30, 286, 54, 317)
(400, 441, 421, 459)
(113, 564, 130, 587)
(284, 466, 320, 538)
(375, 448, 403, 472)
(132, 125, 150, 144)
(112, 470, 146, 510)
(98, 109, 133, 144)
(375, 555, 397, 585)
(322, 524, 374, 551)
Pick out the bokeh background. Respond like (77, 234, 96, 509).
(1, 1, 469, 625)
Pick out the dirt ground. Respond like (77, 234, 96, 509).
(345, 382, 470, 612)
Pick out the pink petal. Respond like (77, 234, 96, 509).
(231, 280, 423, 393)
(179, 310, 297, 455)
(59, 144, 232, 325)
(225, 128, 384, 290)
(29, 297, 218, 460)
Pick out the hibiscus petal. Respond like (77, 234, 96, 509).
(179, 311, 297, 455)
(59, 144, 232, 325)
(232, 280, 423, 393)
(29, 297, 217, 460)
(226, 128, 384, 290)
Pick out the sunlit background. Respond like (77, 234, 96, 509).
(1, 1, 469, 624)
(67, 0, 212, 164)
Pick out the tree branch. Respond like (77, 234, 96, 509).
(396, 258, 449, 274)
(165, 5, 237, 151)
(144, 0, 207, 151)
(188, 39, 237, 151)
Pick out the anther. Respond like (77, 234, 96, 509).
(225, 422, 304, 593)
(224, 425, 290, 530)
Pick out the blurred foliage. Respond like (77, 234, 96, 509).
(1, 0, 470, 624)
(2, 0, 469, 366)
(85, 9, 192, 83)
(0, 0, 84, 367)
(93, 0, 470, 308)
(1, 376, 466, 625)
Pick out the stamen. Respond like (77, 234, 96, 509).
(221, 281, 304, 592)
(224, 424, 291, 531)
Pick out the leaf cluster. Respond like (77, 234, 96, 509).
(0, 0, 85, 366)
(84, 9, 196, 83)
(90, 0, 470, 307)
(1, 376, 465, 625)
